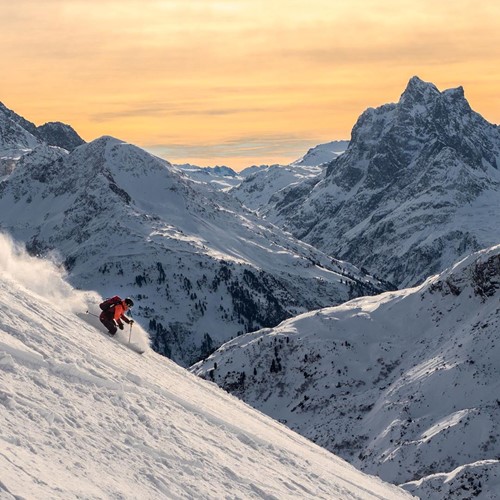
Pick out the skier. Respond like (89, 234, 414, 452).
(99, 296, 134, 336)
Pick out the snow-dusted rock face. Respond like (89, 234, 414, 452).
(0, 102, 42, 159)
(402, 460, 500, 499)
(37, 121, 85, 151)
(193, 245, 500, 498)
(263, 77, 500, 287)
(0, 102, 85, 177)
(0, 135, 388, 366)
(229, 142, 349, 214)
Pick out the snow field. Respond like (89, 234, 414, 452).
(0, 234, 413, 499)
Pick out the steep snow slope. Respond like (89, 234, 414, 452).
(263, 77, 500, 287)
(0, 234, 413, 500)
(193, 245, 500, 498)
(0, 137, 386, 366)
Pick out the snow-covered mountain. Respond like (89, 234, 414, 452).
(261, 77, 500, 287)
(0, 233, 414, 499)
(0, 102, 84, 153)
(291, 140, 349, 167)
(193, 244, 500, 498)
(174, 141, 349, 206)
(226, 142, 349, 213)
(230, 164, 325, 213)
(0, 102, 84, 177)
(0, 135, 388, 366)
(175, 163, 243, 190)
(0, 102, 42, 164)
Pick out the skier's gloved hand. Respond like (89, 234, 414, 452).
(118, 323, 124, 330)
(129, 320, 134, 325)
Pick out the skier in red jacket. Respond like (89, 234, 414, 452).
(99, 296, 134, 336)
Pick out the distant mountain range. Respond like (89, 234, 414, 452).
(174, 141, 349, 198)
(193, 244, 500, 498)
(174, 163, 243, 190)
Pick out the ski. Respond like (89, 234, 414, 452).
(105, 332, 145, 354)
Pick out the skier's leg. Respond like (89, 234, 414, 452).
(99, 312, 117, 335)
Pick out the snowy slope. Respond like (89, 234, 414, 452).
(193, 245, 500, 498)
(262, 77, 500, 287)
(0, 233, 413, 500)
(0, 137, 387, 366)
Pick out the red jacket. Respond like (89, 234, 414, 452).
(112, 301, 132, 325)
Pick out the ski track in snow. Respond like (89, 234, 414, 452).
(0, 242, 412, 499)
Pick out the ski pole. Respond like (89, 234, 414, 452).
(129, 322, 133, 343)
(86, 310, 100, 318)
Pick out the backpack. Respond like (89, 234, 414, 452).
(99, 296, 122, 311)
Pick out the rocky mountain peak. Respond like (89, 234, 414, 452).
(0, 101, 85, 158)
(262, 78, 500, 287)
(334, 76, 498, 186)
(399, 75, 440, 105)
(37, 121, 85, 151)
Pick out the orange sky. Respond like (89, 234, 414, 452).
(1, 0, 498, 170)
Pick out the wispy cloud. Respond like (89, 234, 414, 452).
(91, 104, 271, 122)
(144, 134, 319, 165)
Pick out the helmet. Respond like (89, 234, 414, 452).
(124, 297, 134, 307)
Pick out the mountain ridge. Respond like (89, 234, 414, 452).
(193, 244, 500, 499)
(0, 101, 84, 153)
(0, 132, 388, 366)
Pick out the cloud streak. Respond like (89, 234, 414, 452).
(145, 134, 319, 166)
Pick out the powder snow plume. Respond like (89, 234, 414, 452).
(0, 232, 150, 350)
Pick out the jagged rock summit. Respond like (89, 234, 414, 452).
(37, 121, 85, 151)
(263, 76, 500, 287)
(0, 101, 84, 152)
(0, 101, 85, 178)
